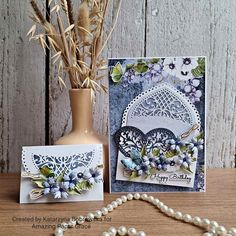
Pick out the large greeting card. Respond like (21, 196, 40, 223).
(109, 57, 206, 193)
(20, 144, 103, 203)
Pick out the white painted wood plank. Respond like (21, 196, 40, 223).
(0, 0, 45, 172)
(146, 0, 236, 167)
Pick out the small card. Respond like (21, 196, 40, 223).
(109, 57, 206, 192)
(20, 144, 103, 203)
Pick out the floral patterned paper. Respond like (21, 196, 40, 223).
(109, 57, 206, 193)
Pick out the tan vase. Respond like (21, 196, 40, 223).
(55, 89, 109, 191)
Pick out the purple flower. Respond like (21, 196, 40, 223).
(122, 69, 136, 83)
(177, 152, 192, 168)
(52, 182, 69, 199)
(188, 138, 204, 152)
(83, 168, 102, 185)
(147, 153, 157, 168)
(43, 177, 57, 195)
(166, 138, 185, 152)
(136, 162, 151, 176)
(184, 79, 202, 103)
(63, 172, 79, 190)
(155, 154, 170, 171)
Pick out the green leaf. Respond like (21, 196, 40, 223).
(165, 150, 178, 158)
(68, 189, 80, 195)
(180, 146, 187, 152)
(181, 166, 193, 174)
(192, 157, 197, 162)
(76, 180, 93, 191)
(133, 63, 148, 73)
(128, 171, 137, 180)
(140, 146, 147, 157)
(152, 148, 160, 157)
(150, 168, 157, 175)
(39, 166, 55, 178)
(196, 131, 204, 140)
(112, 75, 122, 82)
(110, 62, 124, 83)
(149, 58, 160, 64)
(56, 173, 64, 183)
(191, 57, 205, 78)
(129, 171, 138, 180)
(32, 180, 44, 188)
(126, 63, 134, 69)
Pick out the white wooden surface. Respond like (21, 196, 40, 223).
(0, 0, 235, 172)
(0, 0, 45, 172)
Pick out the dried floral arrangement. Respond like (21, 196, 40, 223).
(27, 0, 122, 91)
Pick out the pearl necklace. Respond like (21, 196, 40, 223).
(54, 193, 236, 236)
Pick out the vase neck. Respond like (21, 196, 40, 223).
(69, 89, 94, 132)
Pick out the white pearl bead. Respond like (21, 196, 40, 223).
(134, 193, 141, 200)
(137, 231, 146, 236)
(102, 232, 110, 236)
(160, 205, 168, 213)
(108, 226, 117, 236)
(153, 198, 160, 206)
(121, 195, 127, 202)
(203, 233, 214, 236)
(193, 216, 202, 226)
(116, 198, 123, 205)
(141, 193, 148, 200)
(148, 196, 154, 203)
(229, 228, 236, 236)
(157, 201, 164, 208)
(94, 210, 102, 219)
(183, 214, 192, 223)
(210, 221, 219, 228)
(111, 201, 118, 208)
(107, 204, 114, 212)
(118, 226, 127, 235)
(101, 207, 108, 215)
(207, 221, 218, 232)
(174, 211, 183, 220)
(216, 226, 227, 236)
(87, 212, 94, 221)
(127, 193, 133, 200)
(202, 218, 211, 228)
(55, 227, 63, 236)
(128, 227, 137, 236)
(166, 208, 174, 216)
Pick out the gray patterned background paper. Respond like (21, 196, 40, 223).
(109, 57, 206, 193)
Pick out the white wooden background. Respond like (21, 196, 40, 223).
(0, 0, 235, 173)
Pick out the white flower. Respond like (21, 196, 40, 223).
(163, 58, 181, 77)
(181, 58, 198, 71)
(175, 58, 198, 81)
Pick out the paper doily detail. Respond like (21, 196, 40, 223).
(122, 83, 200, 139)
(22, 151, 95, 177)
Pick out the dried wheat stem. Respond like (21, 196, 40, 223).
(56, 13, 77, 88)
(77, 0, 90, 43)
(30, 0, 46, 24)
(97, 0, 122, 58)
(66, 0, 74, 25)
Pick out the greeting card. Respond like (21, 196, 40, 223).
(20, 144, 103, 203)
(109, 57, 206, 193)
